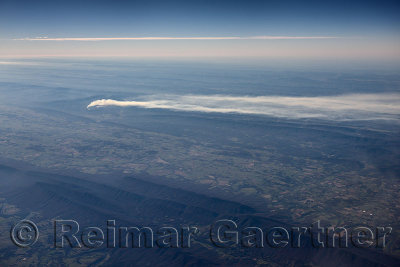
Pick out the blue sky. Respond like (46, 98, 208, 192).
(1, 0, 399, 58)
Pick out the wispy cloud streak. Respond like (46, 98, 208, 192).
(15, 36, 340, 41)
(87, 94, 400, 121)
(0, 61, 40, 65)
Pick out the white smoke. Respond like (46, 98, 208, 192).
(87, 93, 400, 121)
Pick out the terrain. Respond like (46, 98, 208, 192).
(0, 58, 399, 265)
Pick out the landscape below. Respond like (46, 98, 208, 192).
(0, 59, 399, 266)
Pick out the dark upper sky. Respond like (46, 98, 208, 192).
(1, 0, 399, 58)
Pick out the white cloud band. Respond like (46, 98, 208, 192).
(15, 36, 340, 41)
